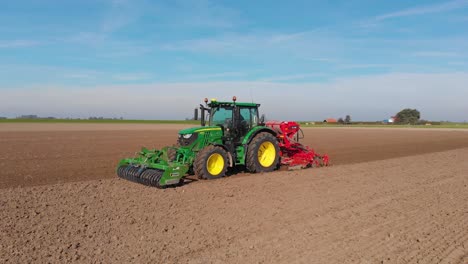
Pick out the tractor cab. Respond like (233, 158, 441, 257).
(201, 97, 262, 143)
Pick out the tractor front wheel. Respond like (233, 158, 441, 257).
(246, 132, 280, 173)
(194, 145, 228, 180)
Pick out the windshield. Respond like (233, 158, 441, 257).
(210, 106, 233, 126)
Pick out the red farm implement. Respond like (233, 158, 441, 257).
(265, 121, 330, 169)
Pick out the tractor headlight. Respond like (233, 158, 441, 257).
(178, 133, 198, 146)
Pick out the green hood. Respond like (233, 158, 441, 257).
(178, 126, 222, 135)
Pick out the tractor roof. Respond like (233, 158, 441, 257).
(208, 101, 260, 108)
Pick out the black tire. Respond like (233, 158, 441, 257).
(246, 132, 280, 173)
(194, 145, 228, 180)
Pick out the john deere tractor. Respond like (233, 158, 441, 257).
(117, 97, 281, 188)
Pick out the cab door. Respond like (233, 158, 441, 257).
(237, 107, 259, 142)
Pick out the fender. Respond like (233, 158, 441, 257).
(242, 126, 277, 145)
(235, 126, 277, 165)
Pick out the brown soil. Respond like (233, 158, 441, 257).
(1, 125, 468, 188)
(0, 124, 467, 263)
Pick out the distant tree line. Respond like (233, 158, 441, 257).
(336, 109, 423, 125)
(17, 115, 56, 119)
(88, 117, 124, 120)
(338, 115, 352, 124)
(8, 115, 125, 120)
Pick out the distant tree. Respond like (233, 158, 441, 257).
(395, 108, 420, 125)
(338, 117, 344, 124)
(345, 115, 351, 124)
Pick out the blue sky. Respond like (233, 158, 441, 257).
(1, 0, 468, 121)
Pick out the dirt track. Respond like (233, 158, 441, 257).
(1, 124, 467, 263)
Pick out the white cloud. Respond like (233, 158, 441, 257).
(63, 73, 98, 80)
(101, 0, 139, 33)
(112, 72, 152, 81)
(67, 32, 108, 45)
(0, 64, 153, 83)
(376, 0, 468, 20)
(64, 0, 143, 47)
(338, 64, 392, 69)
(0, 40, 41, 48)
(258, 73, 325, 82)
(153, 0, 243, 29)
(184, 72, 245, 80)
(1, 72, 467, 121)
(412, 51, 459, 57)
(161, 30, 340, 61)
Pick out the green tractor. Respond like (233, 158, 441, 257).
(117, 97, 281, 188)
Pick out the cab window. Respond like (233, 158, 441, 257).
(239, 107, 258, 129)
(211, 107, 233, 126)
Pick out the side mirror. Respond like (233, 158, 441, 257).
(260, 114, 265, 125)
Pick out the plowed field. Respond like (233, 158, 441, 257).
(1, 124, 467, 263)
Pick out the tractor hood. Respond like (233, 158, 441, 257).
(178, 126, 222, 135)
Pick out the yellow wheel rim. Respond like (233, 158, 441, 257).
(206, 153, 224, 176)
(258, 141, 276, 167)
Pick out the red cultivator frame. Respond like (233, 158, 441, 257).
(265, 121, 330, 169)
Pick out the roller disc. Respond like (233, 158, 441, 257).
(117, 165, 127, 178)
(117, 165, 165, 188)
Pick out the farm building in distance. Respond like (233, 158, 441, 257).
(383, 116, 398, 123)
(323, 118, 337, 123)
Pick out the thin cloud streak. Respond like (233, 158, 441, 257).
(376, 0, 468, 20)
(153, 0, 243, 29)
(184, 72, 245, 79)
(0, 40, 41, 48)
(412, 51, 460, 57)
(65, 0, 142, 47)
(258, 73, 325, 82)
(161, 30, 341, 60)
(112, 72, 152, 81)
(338, 64, 392, 69)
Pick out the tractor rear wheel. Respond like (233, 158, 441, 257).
(246, 132, 280, 173)
(194, 145, 228, 180)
